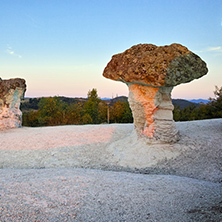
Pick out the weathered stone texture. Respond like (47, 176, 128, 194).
(103, 43, 208, 143)
(103, 43, 207, 88)
(0, 78, 26, 129)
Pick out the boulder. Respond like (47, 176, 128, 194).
(0, 78, 26, 129)
(103, 43, 208, 143)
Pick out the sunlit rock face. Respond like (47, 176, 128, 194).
(0, 78, 26, 129)
(103, 43, 208, 143)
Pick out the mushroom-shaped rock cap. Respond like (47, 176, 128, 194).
(103, 43, 208, 87)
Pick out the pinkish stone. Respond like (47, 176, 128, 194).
(0, 78, 26, 129)
(103, 43, 208, 143)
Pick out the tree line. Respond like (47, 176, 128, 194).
(173, 86, 222, 121)
(22, 88, 133, 127)
(22, 86, 222, 127)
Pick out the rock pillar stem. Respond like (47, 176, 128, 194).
(128, 84, 179, 143)
(0, 78, 26, 129)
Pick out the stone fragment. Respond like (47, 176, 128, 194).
(0, 78, 26, 129)
(103, 43, 208, 143)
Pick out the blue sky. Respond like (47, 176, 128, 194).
(0, 0, 222, 99)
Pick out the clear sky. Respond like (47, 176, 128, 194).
(0, 0, 222, 99)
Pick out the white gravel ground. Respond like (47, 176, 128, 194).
(0, 119, 221, 221)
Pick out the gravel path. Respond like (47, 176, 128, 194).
(0, 119, 221, 221)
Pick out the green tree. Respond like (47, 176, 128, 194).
(173, 105, 181, 121)
(98, 100, 108, 123)
(122, 101, 133, 123)
(209, 86, 222, 118)
(173, 86, 222, 121)
(110, 101, 125, 123)
(82, 113, 93, 124)
(22, 111, 40, 127)
(38, 97, 65, 126)
(66, 103, 83, 125)
(83, 88, 101, 124)
(109, 100, 133, 123)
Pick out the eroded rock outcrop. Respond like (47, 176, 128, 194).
(103, 43, 208, 143)
(0, 78, 26, 129)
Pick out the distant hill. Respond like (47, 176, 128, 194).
(21, 96, 204, 112)
(104, 97, 198, 109)
(21, 96, 87, 112)
(59, 96, 87, 105)
(188, 99, 210, 104)
(105, 96, 128, 105)
(172, 99, 198, 109)
(21, 98, 41, 112)
(101, 97, 110, 101)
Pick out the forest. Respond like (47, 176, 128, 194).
(21, 86, 222, 127)
(21, 89, 133, 127)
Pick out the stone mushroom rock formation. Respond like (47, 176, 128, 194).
(103, 43, 208, 143)
(0, 78, 26, 129)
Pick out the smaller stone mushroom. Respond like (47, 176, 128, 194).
(0, 78, 26, 129)
(103, 43, 208, 143)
